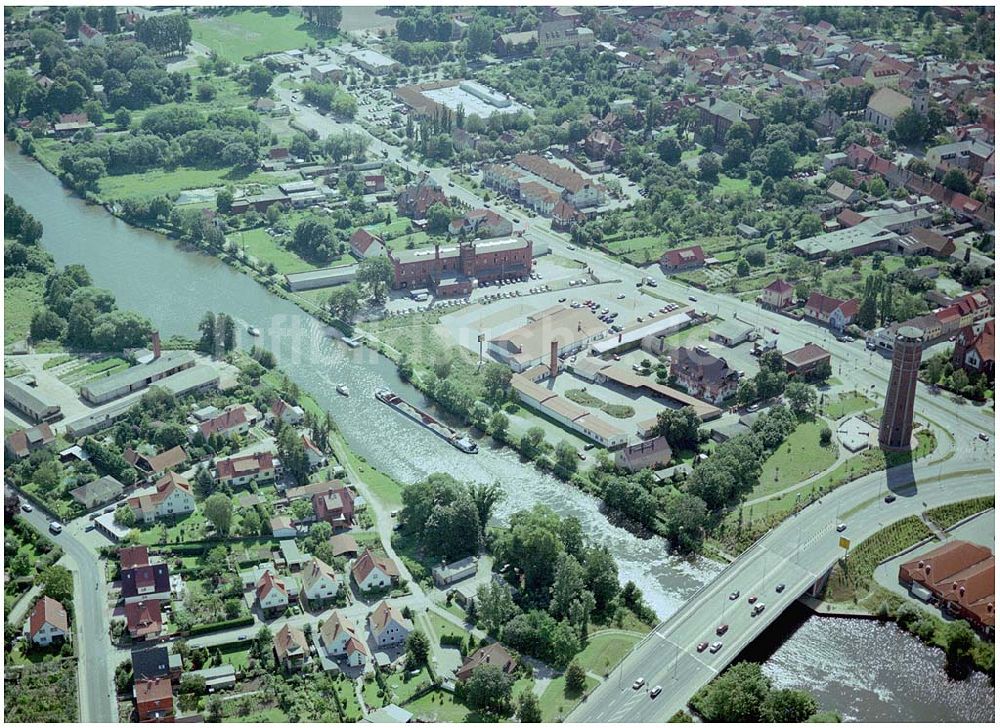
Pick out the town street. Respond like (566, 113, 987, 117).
(14, 490, 117, 723)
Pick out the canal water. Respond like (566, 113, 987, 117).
(6, 146, 993, 721)
(742, 604, 995, 723)
(3, 143, 717, 619)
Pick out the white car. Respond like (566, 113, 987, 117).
(617, 293, 626, 299)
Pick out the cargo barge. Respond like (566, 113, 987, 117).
(374, 388, 478, 453)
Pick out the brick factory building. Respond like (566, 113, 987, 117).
(387, 236, 532, 295)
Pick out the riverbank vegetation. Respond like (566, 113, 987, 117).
(690, 662, 838, 722)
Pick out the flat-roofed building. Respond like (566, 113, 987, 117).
(345, 47, 400, 74)
(80, 352, 196, 405)
(490, 305, 606, 372)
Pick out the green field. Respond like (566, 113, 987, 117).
(540, 673, 599, 722)
(712, 174, 755, 196)
(230, 228, 319, 274)
(5, 272, 46, 344)
(404, 689, 473, 722)
(97, 165, 293, 202)
(753, 418, 838, 499)
(822, 391, 874, 420)
(575, 632, 641, 678)
(192, 8, 338, 62)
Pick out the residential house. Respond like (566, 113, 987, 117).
(302, 434, 327, 470)
(330, 533, 360, 558)
(194, 407, 249, 440)
(368, 600, 412, 648)
(782, 343, 832, 378)
(301, 556, 341, 605)
(26, 596, 69, 646)
(660, 245, 707, 273)
(4, 423, 55, 461)
(455, 642, 517, 682)
(119, 545, 149, 570)
(350, 229, 387, 259)
(70, 475, 125, 510)
(273, 624, 310, 671)
(121, 564, 171, 605)
(256, 571, 290, 614)
(215, 451, 276, 489)
(761, 278, 794, 310)
(321, 612, 368, 666)
(132, 646, 183, 682)
(352, 549, 400, 592)
(312, 485, 356, 529)
(397, 176, 448, 219)
(124, 600, 163, 641)
(826, 181, 862, 205)
(134, 678, 173, 722)
(952, 319, 994, 379)
(270, 515, 298, 539)
(804, 292, 859, 330)
(127, 473, 196, 524)
(267, 398, 305, 427)
(124, 445, 188, 479)
(583, 129, 625, 162)
(695, 97, 761, 144)
(448, 209, 513, 238)
(614, 436, 672, 472)
(78, 22, 105, 46)
(669, 346, 741, 405)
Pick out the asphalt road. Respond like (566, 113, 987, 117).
(570, 461, 992, 723)
(15, 492, 117, 723)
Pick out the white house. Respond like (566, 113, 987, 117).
(267, 399, 304, 427)
(26, 597, 69, 646)
(351, 549, 400, 592)
(321, 612, 368, 666)
(301, 556, 341, 605)
(368, 600, 412, 648)
(302, 434, 327, 470)
(127, 473, 196, 524)
(256, 571, 290, 614)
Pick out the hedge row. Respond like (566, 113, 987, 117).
(186, 615, 254, 637)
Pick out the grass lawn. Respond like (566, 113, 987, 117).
(230, 228, 318, 274)
(337, 437, 404, 511)
(575, 632, 641, 678)
(564, 389, 635, 419)
(215, 643, 252, 671)
(230, 708, 288, 722)
(192, 8, 338, 63)
(97, 165, 292, 202)
(332, 677, 363, 721)
(4, 271, 45, 344)
(427, 612, 466, 644)
(822, 391, 874, 420)
(134, 511, 207, 546)
(540, 673, 599, 722)
(712, 174, 755, 196)
(753, 418, 838, 500)
(404, 689, 474, 722)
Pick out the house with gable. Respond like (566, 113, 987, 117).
(273, 624, 310, 671)
(350, 228, 387, 259)
(351, 548, 400, 592)
(301, 556, 341, 605)
(368, 599, 412, 647)
(26, 596, 69, 646)
(321, 611, 368, 666)
(127, 473, 196, 524)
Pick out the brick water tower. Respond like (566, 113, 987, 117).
(878, 325, 923, 451)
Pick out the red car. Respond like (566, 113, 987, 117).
(696, 641, 709, 653)
(716, 624, 729, 636)
(770, 327, 780, 335)
(748, 595, 758, 604)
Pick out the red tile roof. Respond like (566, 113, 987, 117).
(216, 451, 274, 481)
(351, 548, 399, 585)
(119, 546, 150, 571)
(764, 278, 793, 294)
(124, 600, 163, 638)
(199, 407, 247, 438)
(660, 245, 706, 268)
(28, 596, 68, 638)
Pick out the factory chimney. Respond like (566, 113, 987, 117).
(151, 331, 161, 360)
(549, 340, 559, 379)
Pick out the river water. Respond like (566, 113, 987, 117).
(5, 145, 993, 722)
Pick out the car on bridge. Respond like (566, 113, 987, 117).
(776, 583, 785, 593)
(650, 686, 662, 699)
(716, 624, 729, 636)
(696, 641, 709, 652)
(709, 642, 723, 653)
(836, 523, 847, 532)
(632, 678, 645, 690)
(752, 603, 766, 617)
(748, 595, 758, 604)
(729, 590, 740, 600)
(884, 494, 896, 503)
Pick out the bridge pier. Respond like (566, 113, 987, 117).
(806, 568, 832, 598)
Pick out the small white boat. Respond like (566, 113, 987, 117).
(247, 326, 261, 337)
(336, 385, 350, 396)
